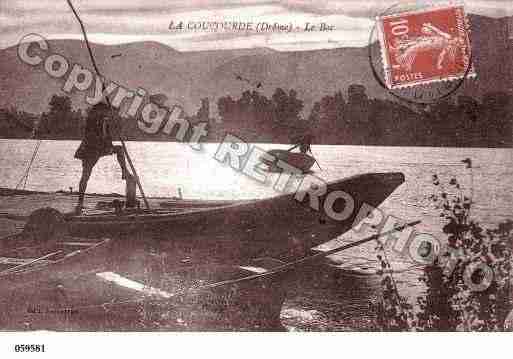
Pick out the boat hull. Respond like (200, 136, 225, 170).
(66, 172, 405, 261)
(262, 149, 316, 173)
(1, 239, 290, 331)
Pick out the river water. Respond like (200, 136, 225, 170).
(0, 139, 512, 330)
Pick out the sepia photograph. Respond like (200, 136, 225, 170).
(0, 0, 511, 354)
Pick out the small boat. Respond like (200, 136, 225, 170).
(261, 149, 316, 173)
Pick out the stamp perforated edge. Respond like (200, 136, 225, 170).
(375, 1, 476, 90)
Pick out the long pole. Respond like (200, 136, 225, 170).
(65, 0, 150, 210)
(310, 149, 322, 171)
(196, 220, 422, 290)
(65, 220, 423, 311)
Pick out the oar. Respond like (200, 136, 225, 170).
(287, 144, 299, 152)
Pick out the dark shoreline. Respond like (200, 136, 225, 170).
(0, 137, 511, 149)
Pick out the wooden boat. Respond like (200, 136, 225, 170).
(63, 172, 405, 261)
(0, 239, 290, 330)
(0, 213, 419, 331)
(0, 208, 287, 330)
(261, 149, 316, 173)
(0, 189, 416, 330)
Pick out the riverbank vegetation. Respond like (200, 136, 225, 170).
(375, 166, 512, 331)
(1, 86, 511, 147)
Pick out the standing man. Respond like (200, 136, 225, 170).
(74, 102, 130, 214)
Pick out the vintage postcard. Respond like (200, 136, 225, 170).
(0, 0, 512, 350)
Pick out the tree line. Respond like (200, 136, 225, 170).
(214, 85, 512, 147)
(0, 86, 511, 147)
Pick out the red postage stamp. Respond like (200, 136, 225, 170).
(377, 3, 474, 89)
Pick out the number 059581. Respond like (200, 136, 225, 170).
(14, 344, 45, 352)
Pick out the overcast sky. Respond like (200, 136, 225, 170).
(1, 0, 512, 50)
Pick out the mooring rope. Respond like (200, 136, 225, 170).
(65, 0, 150, 210)
(57, 221, 421, 313)
(15, 140, 42, 190)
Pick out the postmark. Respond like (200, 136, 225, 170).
(377, 3, 474, 90)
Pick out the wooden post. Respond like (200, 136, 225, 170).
(125, 174, 138, 208)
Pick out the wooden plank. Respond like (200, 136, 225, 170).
(0, 257, 54, 265)
(61, 242, 98, 247)
(3, 261, 49, 275)
(238, 266, 268, 274)
(96, 271, 173, 299)
(0, 213, 29, 221)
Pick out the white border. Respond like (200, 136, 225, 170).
(1, 332, 512, 358)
